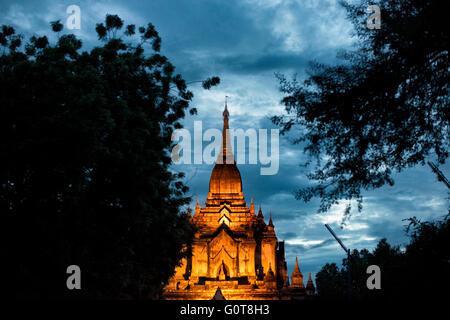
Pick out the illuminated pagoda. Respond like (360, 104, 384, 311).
(163, 103, 315, 300)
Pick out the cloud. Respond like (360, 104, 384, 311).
(286, 238, 335, 249)
(279, 231, 297, 239)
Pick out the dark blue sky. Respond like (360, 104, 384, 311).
(3, 0, 448, 281)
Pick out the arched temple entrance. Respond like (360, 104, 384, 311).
(216, 260, 230, 280)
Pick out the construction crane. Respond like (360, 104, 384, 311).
(324, 224, 352, 301)
(428, 161, 450, 189)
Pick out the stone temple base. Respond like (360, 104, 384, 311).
(163, 279, 309, 300)
(164, 283, 278, 300)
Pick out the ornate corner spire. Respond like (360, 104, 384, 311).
(291, 256, 304, 288)
(258, 204, 263, 218)
(307, 272, 313, 284)
(268, 213, 273, 227)
(306, 272, 315, 292)
(195, 197, 200, 216)
(250, 197, 255, 215)
(294, 257, 300, 273)
(264, 262, 276, 282)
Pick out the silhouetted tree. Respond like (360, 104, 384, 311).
(2, 16, 219, 299)
(316, 263, 346, 300)
(272, 0, 449, 217)
(404, 216, 450, 296)
(316, 215, 450, 301)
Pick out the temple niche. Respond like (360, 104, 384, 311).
(163, 104, 315, 300)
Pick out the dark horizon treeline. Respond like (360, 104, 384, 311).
(316, 214, 450, 301)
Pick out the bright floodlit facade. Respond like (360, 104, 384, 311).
(164, 104, 315, 300)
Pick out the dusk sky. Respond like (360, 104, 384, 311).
(3, 0, 448, 281)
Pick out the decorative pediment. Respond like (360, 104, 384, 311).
(210, 246, 235, 260)
(218, 206, 232, 226)
(219, 204, 231, 213)
(210, 228, 237, 257)
(218, 214, 231, 226)
(209, 222, 236, 239)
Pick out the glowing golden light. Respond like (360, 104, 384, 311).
(163, 103, 315, 300)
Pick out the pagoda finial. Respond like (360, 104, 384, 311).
(268, 213, 273, 226)
(216, 97, 234, 164)
(250, 197, 255, 215)
(223, 96, 229, 118)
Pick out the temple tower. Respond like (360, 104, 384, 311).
(163, 103, 315, 300)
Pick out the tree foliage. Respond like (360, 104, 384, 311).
(273, 0, 449, 217)
(2, 15, 218, 299)
(316, 215, 450, 301)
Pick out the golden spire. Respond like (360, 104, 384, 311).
(207, 102, 244, 201)
(291, 256, 304, 288)
(217, 99, 234, 164)
(268, 213, 273, 227)
(250, 197, 255, 215)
